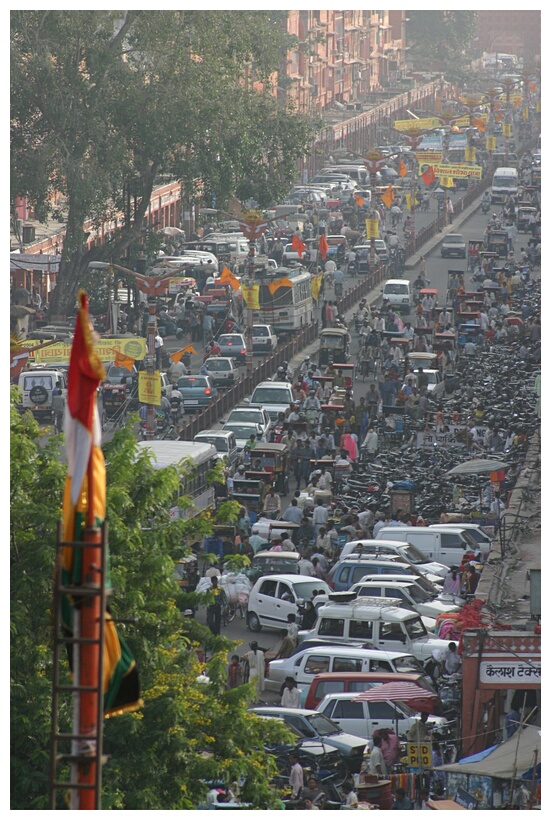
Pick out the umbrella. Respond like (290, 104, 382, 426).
(445, 458, 509, 477)
(161, 226, 185, 237)
(354, 681, 431, 737)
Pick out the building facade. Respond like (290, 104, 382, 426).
(473, 10, 541, 67)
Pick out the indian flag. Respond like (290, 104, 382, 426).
(62, 291, 141, 718)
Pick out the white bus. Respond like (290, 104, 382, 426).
(252, 269, 314, 333)
(136, 440, 217, 520)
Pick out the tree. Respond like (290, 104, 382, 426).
(11, 401, 291, 809)
(406, 12, 478, 82)
(11, 11, 315, 316)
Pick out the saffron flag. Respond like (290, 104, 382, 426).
(421, 166, 436, 187)
(318, 232, 329, 261)
(169, 344, 197, 363)
(354, 193, 365, 208)
(472, 116, 486, 132)
(291, 234, 306, 258)
(268, 276, 293, 295)
(62, 291, 141, 718)
(381, 185, 395, 209)
(311, 274, 323, 302)
(241, 284, 260, 310)
(114, 351, 135, 372)
(398, 159, 408, 178)
(219, 266, 240, 292)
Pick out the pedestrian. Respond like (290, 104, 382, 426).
(391, 787, 413, 810)
(442, 567, 461, 596)
(286, 613, 299, 645)
(226, 654, 243, 689)
(406, 711, 431, 743)
(312, 499, 328, 540)
(377, 727, 401, 768)
(343, 781, 359, 807)
(289, 753, 304, 799)
(206, 575, 226, 636)
(281, 676, 301, 708)
(244, 641, 265, 701)
(443, 641, 461, 675)
(367, 735, 387, 777)
(202, 311, 214, 342)
(154, 331, 164, 369)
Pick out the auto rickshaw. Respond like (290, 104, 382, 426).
(486, 229, 509, 257)
(246, 443, 289, 495)
(318, 327, 350, 367)
(517, 205, 537, 233)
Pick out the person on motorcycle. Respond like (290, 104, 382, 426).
(275, 366, 288, 382)
(482, 190, 491, 210)
(281, 360, 293, 381)
(300, 355, 311, 376)
(169, 386, 184, 421)
(304, 388, 321, 428)
(333, 266, 344, 298)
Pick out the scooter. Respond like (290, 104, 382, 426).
(481, 199, 491, 214)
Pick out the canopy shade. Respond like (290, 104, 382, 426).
(353, 681, 428, 703)
(436, 725, 540, 779)
(446, 458, 510, 476)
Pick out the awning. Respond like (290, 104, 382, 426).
(446, 458, 510, 476)
(436, 725, 541, 779)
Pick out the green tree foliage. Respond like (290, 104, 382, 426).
(11, 11, 315, 315)
(407, 11, 478, 82)
(11, 402, 291, 809)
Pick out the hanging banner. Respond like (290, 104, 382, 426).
(486, 136, 497, 150)
(393, 117, 441, 132)
(432, 163, 483, 179)
(464, 146, 476, 163)
(522, 106, 529, 121)
(311, 274, 323, 302)
(240, 284, 260, 309)
(138, 371, 161, 406)
(502, 123, 512, 137)
(439, 176, 455, 189)
(365, 218, 379, 239)
(415, 151, 443, 163)
(268, 276, 293, 295)
(31, 336, 147, 364)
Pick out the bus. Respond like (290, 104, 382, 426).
(136, 440, 217, 520)
(252, 267, 314, 334)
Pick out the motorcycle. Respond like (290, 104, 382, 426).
(481, 199, 491, 214)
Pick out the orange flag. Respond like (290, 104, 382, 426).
(114, 351, 135, 372)
(381, 185, 395, 209)
(398, 159, 408, 178)
(169, 345, 197, 363)
(291, 233, 306, 258)
(318, 232, 329, 261)
(219, 266, 240, 292)
(354, 192, 365, 208)
(268, 276, 293, 295)
(421, 166, 437, 186)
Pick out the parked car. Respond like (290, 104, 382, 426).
(428, 523, 494, 561)
(252, 324, 278, 353)
(347, 580, 461, 619)
(176, 374, 218, 412)
(441, 233, 466, 258)
(413, 368, 442, 393)
(317, 693, 448, 741)
(223, 406, 272, 440)
(202, 356, 239, 388)
(216, 333, 247, 364)
(247, 574, 331, 633)
(327, 555, 444, 592)
(339, 539, 449, 579)
(304, 671, 442, 713)
(250, 707, 366, 773)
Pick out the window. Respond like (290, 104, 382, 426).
(332, 700, 364, 719)
(359, 586, 380, 597)
(352, 566, 374, 584)
(441, 533, 462, 548)
(394, 655, 424, 674)
(304, 655, 330, 675)
(278, 583, 294, 602)
(348, 681, 379, 693)
(178, 377, 208, 389)
(285, 714, 315, 738)
(337, 567, 350, 585)
(251, 387, 293, 404)
(349, 620, 373, 640)
(318, 618, 344, 637)
(368, 702, 398, 720)
(404, 618, 427, 640)
(316, 681, 345, 700)
(259, 579, 278, 597)
(333, 657, 362, 673)
(380, 621, 407, 642)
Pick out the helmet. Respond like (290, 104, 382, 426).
(305, 355, 310, 361)
(237, 465, 245, 472)
(282, 360, 288, 368)
(277, 366, 284, 374)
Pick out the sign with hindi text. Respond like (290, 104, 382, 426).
(433, 163, 483, 179)
(30, 336, 147, 364)
(480, 661, 541, 685)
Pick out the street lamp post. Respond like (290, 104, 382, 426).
(89, 260, 189, 438)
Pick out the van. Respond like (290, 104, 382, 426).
(18, 368, 67, 418)
(491, 167, 519, 202)
(193, 429, 238, 469)
(266, 644, 429, 693)
(304, 671, 441, 713)
(339, 539, 449, 579)
(299, 597, 450, 666)
(324, 165, 369, 185)
(429, 523, 493, 560)
(382, 279, 412, 313)
(377, 526, 481, 568)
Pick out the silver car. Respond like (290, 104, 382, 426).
(202, 357, 239, 387)
(217, 333, 247, 364)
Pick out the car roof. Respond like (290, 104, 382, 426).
(195, 428, 234, 439)
(311, 671, 422, 681)
(204, 357, 234, 364)
(253, 381, 293, 389)
(254, 573, 316, 583)
(252, 707, 320, 716)
(253, 552, 300, 560)
(293, 646, 409, 660)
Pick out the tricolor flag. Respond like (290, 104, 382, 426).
(421, 166, 437, 186)
(381, 185, 395, 209)
(169, 344, 197, 363)
(398, 160, 408, 178)
(291, 233, 306, 258)
(268, 276, 293, 295)
(318, 232, 329, 261)
(114, 351, 135, 372)
(62, 291, 141, 718)
(219, 265, 241, 292)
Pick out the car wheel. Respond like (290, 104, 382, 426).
(247, 611, 262, 632)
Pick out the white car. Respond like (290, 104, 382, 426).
(223, 406, 272, 440)
(247, 574, 331, 634)
(202, 357, 239, 387)
(221, 421, 265, 451)
(317, 692, 449, 741)
(252, 324, 278, 353)
(414, 368, 442, 393)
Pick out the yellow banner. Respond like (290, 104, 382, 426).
(311, 274, 323, 303)
(415, 151, 443, 162)
(138, 371, 161, 406)
(31, 336, 147, 365)
(522, 106, 529, 121)
(440, 176, 455, 189)
(455, 113, 488, 127)
(432, 163, 483, 179)
(536, 99, 541, 113)
(365, 218, 379, 239)
(464, 147, 476, 163)
(502, 123, 512, 137)
(486, 136, 497, 150)
(241, 284, 260, 310)
(394, 117, 441, 132)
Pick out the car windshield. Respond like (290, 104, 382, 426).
(446, 235, 464, 243)
(206, 359, 231, 370)
(293, 581, 329, 600)
(400, 544, 432, 565)
(404, 617, 428, 640)
(405, 584, 430, 603)
(178, 377, 208, 389)
(394, 655, 425, 674)
(219, 335, 243, 345)
(224, 425, 259, 439)
(461, 530, 480, 549)
(227, 409, 264, 424)
(251, 387, 292, 404)
(23, 374, 54, 390)
(321, 335, 345, 349)
(254, 327, 270, 336)
(107, 366, 131, 382)
(306, 713, 341, 737)
(384, 284, 408, 295)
